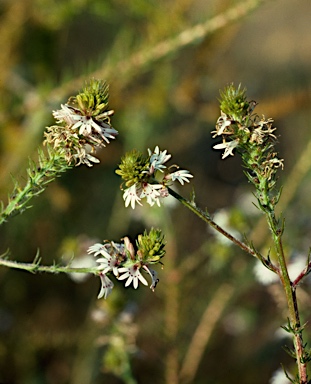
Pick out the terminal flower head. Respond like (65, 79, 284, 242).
(213, 84, 283, 210)
(87, 229, 166, 299)
(116, 146, 193, 209)
(44, 79, 118, 167)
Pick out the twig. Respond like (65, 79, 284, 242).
(0, 256, 98, 275)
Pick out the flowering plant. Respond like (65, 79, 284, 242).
(1, 80, 311, 384)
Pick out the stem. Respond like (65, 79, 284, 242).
(266, 212, 308, 383)
(167, 187, 276, 268)
(168, 186, 308, 382)
(0, 149, 70, 226)
(0, 257, 98, 275)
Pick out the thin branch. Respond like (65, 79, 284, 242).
(167, 187, 277, 269)
(0, 256, 98, 275)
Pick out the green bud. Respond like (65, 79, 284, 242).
(70, 79, 110, 117)
(115, 150, 150, 187)
(136, 228, 166, 264)
(219, 84, 250, 122)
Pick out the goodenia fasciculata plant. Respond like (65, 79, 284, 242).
(0, 79, 310, 383)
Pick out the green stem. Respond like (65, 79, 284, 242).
(0, 256, 98, 275)
(167, 187, 275, 268)
(266, 212, 307, 384)
(0, 178, 39, 226)
(169, 185, 307, 382)
(0, 149, 70, 226)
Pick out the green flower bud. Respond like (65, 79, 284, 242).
(219, 84, 250, 122)
(70, 79, 110, 117)
(136, 228, 166, 264)
(115, 150, 150, 188)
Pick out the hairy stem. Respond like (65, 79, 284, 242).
(0, 149, 70, 226)
(167, 187, 275, 266)
(169, 186, 307, 382)
(266, 211, 307, 383)
(0, 256, 98, 275)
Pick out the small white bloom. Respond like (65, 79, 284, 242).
(148, 146, 171, 172)
(213, 139, 239, 159)
(52, 104, 118, 143)
(97, 254, 119, 277)
(215, 112, 232, 136)
(140, 183, 163, 207)
(142, 265, 159, 291)
(88, 243, 120, 276)
(87, 243, 107, 256)
(118, 265, 148, 289)
(53, 104, 80, 126)
(168, 169, 193, 185)
(98, 273, 114, 299)
(72, 116, 117, 143)
(123, 184, 142, 209)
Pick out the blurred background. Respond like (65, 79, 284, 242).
(1, 0, 311, 383)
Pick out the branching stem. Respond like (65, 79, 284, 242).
(0, 256, 98, 275)
(167, 187, 275, 268)
(168, 186, 308, 383)
(266, 211, 308, 384)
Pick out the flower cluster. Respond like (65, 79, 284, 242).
(116, 146, 193, 209)
(87, 228, 165, 299)
(44, 79, 118, 166)
(212, 84, 283, 211)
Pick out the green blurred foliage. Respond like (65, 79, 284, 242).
(1, 0, 311, 383)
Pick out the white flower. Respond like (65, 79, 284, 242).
(148, 146, 171, 172)
(88, 243, 120, 276)
(140, 183, 163, 207)
(213, 139, 239, 159)
(142, 265, 159, 291)
(168, 169, 193, 185)
(118, 265, 148, 289)
(87, 243, 106, 256)
(215, 112, 232, 136)
(123, 184, 142, 209)
(98, 273, 114, 299)
(53, 104, 79, 126)
(52, 104, 118, 143)
(72, 116, 117, 143)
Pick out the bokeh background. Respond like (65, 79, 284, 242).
(1, 0, 311, 383)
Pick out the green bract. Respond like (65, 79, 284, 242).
(219, 84, 250, 122)
(115, 150, 150, 188)
(136, 228, 166, 264)
(70, 79, 110, 117)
